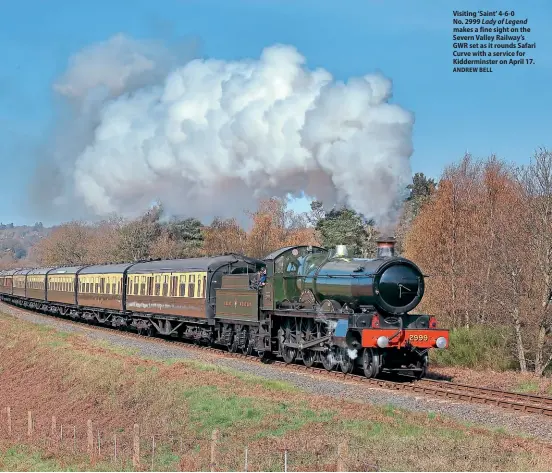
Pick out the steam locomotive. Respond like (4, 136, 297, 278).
(0, 238, 448, 379)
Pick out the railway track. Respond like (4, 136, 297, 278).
(3, 301, 552, 418)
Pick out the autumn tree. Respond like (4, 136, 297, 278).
(245, 198, 320, 258)
(116, 205, 163, 261)
(151, 217, 204, 259)
(202, 217, 247, 256)
(33, 221, 92, 266)
(85, 216, 124, 264)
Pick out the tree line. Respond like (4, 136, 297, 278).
(3, 147, 552, 375)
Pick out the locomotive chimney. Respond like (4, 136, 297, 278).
(376, 237, 396, 258)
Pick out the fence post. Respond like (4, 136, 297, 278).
(210, 429, 219, 472)
(244, 446, 248, 472)
(6, 407, 11, 437)
(337, 440, 348, 472)
(51, 416, 57, 440)
(27, 411, 33, 437)
(151, 435, 155, 471)
(284, 450, 288, 473)
(133, 423, 140, 469)
(87, 420, 93, 456)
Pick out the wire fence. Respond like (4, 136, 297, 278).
(0, 407, 379, 471)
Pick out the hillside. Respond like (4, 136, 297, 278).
(0, 223, 50, 268)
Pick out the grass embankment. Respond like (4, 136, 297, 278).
(1, 314, 552, 471)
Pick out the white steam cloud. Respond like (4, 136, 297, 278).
(41, 36, 415, 225)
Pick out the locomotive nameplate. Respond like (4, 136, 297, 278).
(215, 289, 259, 321)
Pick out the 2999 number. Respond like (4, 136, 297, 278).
(409, 334, 429, 341)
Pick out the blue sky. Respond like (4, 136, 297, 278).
(0, 0, 551, 224)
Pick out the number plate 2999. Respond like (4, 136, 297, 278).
(409, 334, 428, 341)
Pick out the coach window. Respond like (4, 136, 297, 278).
(162, 275, 168, 297)
(197, 278, 202, 298)
(147, 276, 153, 296)
(100, 278, 105, 293)
(188, 275, 196, 298)
(140, 276, 146, 296)
(155, 275, 161, 296)
(179, 275, 186, 297)
(202, 276, 207, 298)
(171, 276, 178, 297)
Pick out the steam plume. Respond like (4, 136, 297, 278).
(38, 37, 415, 225)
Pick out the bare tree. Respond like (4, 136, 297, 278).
(518, 148, 552, 375)
(33, 221, 91, 266)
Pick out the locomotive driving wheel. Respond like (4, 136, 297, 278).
(321, 347, 337, 371)
(241, 328, 253, 355)
(415, 354, 428, 380)
(280, 319, 297, 364)
(340, 348, 354, 374)
(299, 318, 317, 367)
(228, 333, 239, 353)
(362, 348, 379, 379)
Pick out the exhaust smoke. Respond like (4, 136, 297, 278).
(34, 37, 415, 226)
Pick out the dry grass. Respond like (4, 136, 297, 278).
(1, 313, 552, 471)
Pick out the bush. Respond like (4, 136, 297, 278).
(430, 325, 518, 371)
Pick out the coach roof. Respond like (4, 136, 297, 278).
(27, 267, 56, 276)
(49, 266, 87, 275)
(79, 263, 134, 275)
(127, 255, 264, 274)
